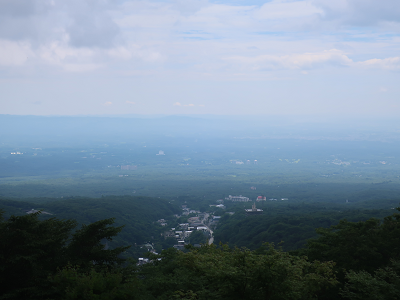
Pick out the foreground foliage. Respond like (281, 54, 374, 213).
(140, 244, 337, 300)
(1, 207, 400, 299)
(0, 211, 129, 300)
(48, 265, 143, 300)
(304, 210, 400, 274)
(341, 260, 400, 300)
(0, 196, 181, 258)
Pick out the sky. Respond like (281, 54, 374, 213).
(1, 0, 400, 116)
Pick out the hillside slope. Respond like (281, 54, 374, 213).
(0, 196, 180, 258)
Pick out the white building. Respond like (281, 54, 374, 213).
(196, 226, 208, 231)
(225, 195, 250, 202)
(245, 202, 263, 215)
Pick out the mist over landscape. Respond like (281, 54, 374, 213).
(2, 0, 400, 299)
(2, 114, 400, 202)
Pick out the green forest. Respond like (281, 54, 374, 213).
(213, 201, 398, 251)
(0, 196, 182, 258)
(2, 205, 400, 300)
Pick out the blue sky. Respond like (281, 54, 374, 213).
(1, 0, 400, 116)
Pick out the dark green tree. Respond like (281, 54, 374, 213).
(187, 230, 207, 245)
(304, 208, 400, 274)
(0, 211, 76, 299)
(0, 211, 129, 300)
(181, 244, 337, 300)
(300, 208, 400, 300)
(341, 260, 400, 300)
(304, 218, 384, 274)
(48, 264, 145, 300)
(140, 244, 337, 300)
(67, 218, 130, 269)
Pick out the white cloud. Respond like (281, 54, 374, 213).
(223, 49, 400, 72)
(256, 0, 322, 20)
(1, 0, 400, 117)
(224, 49, 353, 70)
(37, 40, 105, 71)
(107, 47, 132, 60)
(357, 57, 400, 70)
(170, 0, 209, 16)
(63, 63, 102, 72)
(116, 9, 180, 29)
(124, 45, 162, 63)
(103, 101, 112, 106)
(0, 0, 397, 76)
(0, 40, 33, 66)
(173, 102, 195, 107)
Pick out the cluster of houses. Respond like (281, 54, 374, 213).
(230, 159, 258, 165)
(208, 215, 222, 229)
(139, 206, 212, 264)
(120, 165, 137, 170)
(223, 195, 290, 216)
(209, 199, 226, 209)
(157, 219, 168, 227)
(181, 205, 201, 216)
(163, 206, 211, 250)
(225, 195, 250, 202)
(137, 243, 159, 265)
(225, 195, 289, 202)
(139, 193, 292, 265)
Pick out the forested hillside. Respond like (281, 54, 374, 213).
(0, 196, 180, 257)
(213, 201, 397, 251)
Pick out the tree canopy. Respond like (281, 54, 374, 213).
(0, 211, 129, 300)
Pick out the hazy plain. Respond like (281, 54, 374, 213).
(2, 115, 400, 207)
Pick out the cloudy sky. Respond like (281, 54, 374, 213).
(1, 0, 400, 116)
